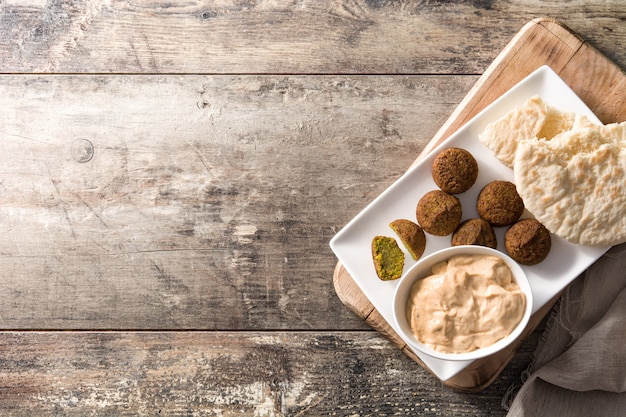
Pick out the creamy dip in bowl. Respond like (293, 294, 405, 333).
(393, 245, 533, 362)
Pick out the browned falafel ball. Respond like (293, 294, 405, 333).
(416, 190, 462, 236)
(390, 219, 427, 261)
(477, 180, 524, 226)
(451, 218, 497, 248)
(505, 218, 551, 265)
(431, 147, 479, 194)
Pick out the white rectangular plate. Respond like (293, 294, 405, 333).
(330, 66, 610, 381)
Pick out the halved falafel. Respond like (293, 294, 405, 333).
(371, 236, 405, 280)
(390, 219, 427, 261)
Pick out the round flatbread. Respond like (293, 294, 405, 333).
(478, 96, 595, 168)
(514, 124, 626, 246)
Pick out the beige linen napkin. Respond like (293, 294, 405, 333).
(506, 243, 626, 417)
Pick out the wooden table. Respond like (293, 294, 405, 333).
(1, 2, 624, 415)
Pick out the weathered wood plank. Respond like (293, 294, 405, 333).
(1, 0, 625, 74)
(0, 330, 539, 416)
(0, 74, 475, 329)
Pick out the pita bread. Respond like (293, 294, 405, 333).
(514, 123, 626, 246)
(478, 96, 595, 168)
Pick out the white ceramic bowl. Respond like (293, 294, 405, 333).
(392, 245, 533, 362)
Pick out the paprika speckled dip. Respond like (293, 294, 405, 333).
(393, 245, 533, 362)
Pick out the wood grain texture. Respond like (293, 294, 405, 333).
(1, 1, 625, 74)
(0, 331, 540, 416)
(0, 74, 474, 329)
(423, 18, 626, 158)
(2, 0, 626, 414)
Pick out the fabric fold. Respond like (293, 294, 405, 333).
(506, 243, 626, 417)
(536, 288, 626, 393)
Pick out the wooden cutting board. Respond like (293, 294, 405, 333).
(333, 17, 626, 392)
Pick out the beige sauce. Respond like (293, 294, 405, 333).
(406, 254, 525, 353)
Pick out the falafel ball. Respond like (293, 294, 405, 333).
(431, 147, 479, 194)
(451, 218, 497, 248)
(416, 190, 462, 236)
(505, 218, 551, 265)
(477, 180, 524, 226)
